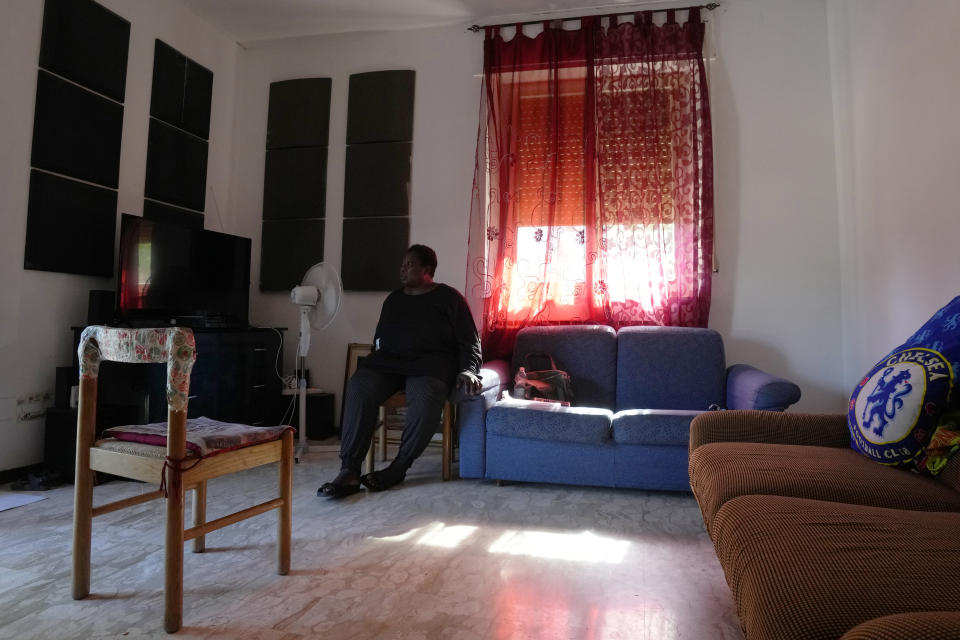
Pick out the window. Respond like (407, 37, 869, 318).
(467, 14, 713, 358)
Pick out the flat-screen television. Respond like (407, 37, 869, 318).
(117, 213, 251, 327)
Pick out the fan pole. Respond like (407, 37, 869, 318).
(296, 354, 308, 461)
(295, 305, 312, 462)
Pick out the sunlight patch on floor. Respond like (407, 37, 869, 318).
(372, 521, 479, 548)
(488, 529, 629, 564)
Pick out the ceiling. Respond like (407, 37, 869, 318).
(176, 0, 664, 46)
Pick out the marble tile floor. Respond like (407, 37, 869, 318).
(0, 445, 743, 640)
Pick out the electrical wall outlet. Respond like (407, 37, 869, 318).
(16, 390, 52, 422)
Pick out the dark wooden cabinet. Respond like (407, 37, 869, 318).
(48, 327, 286, 483)
(70, 326, 286, 427)
(146, 328, 285, 425)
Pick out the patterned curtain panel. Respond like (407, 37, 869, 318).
(466, 9, 713, 360)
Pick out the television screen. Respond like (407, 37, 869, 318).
(117, 214, 250, 327)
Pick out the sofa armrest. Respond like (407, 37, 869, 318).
(455, 359, 511, 479)
(689, 410, 850, 453)
(725, 364, 801, 411)
(840, 612, 960, 640)
(452, 359, 511, 404)
(479, 359, 511, 397)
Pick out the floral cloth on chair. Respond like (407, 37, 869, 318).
(78, 326, 197, 413)
(102, 417, 292, 457)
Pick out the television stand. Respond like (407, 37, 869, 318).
(70, 326, 287, 427)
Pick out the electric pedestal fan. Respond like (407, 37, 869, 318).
(290, 263, 342, 461)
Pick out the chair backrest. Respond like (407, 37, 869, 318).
(616, 326, 725, 411)
(512, 325, 617, 409)
(78, 326, 197, 412)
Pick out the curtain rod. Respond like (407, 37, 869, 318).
(467, 2, 719, 32)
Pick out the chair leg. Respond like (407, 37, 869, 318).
(191, 481, 206, 553)
(378, 404, 388, 461)
(365, 436, 375, 474)
(441, 401, 453, 482)
(164, 411, 187, 634)
(72, 378, 97, 600)
(277, 430, 293, 575)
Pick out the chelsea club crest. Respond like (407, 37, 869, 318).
(849, 347, 953, 465)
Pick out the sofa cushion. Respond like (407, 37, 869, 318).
(512, 325, 617, 409)
(840, 612, 960, 640)
(611, 409, 703, 446)
(712, 495, 960, 640)
(689, 442, 960, 538)
(486, 400, 613, 444)
(849, 295, 960, 473)
(616, 326, 725, 411)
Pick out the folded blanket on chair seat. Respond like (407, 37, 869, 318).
(102, 416, 292, 457)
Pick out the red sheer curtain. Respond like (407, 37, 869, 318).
(466, 10, 713, 360)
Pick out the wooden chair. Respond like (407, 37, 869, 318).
(365, 392, 456, 481)
(71, 326, 294, 633)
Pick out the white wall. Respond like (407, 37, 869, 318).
(232, 0, 847, 417)
(0, 0, 239, 472)
(232, 27, 481, 411)
(708, 0, 845, 411)
(828, 0, 960, 388)
(2, 0, 880, 471)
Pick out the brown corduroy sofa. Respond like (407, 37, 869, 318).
(688, 410, 960, 640)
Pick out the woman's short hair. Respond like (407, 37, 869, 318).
(406, 244, 437, 276)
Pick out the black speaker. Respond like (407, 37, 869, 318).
(88, 289, 115, 325)
(55, 366, 76, 407)
(289, 392, 335, 440)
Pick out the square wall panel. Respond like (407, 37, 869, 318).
(346, 70, 415, 144)
(182, 58, 213, 139)
(39, 0, 130, 102)
(343, 142, 410, 218)
(260, 219, 325, 291)
(143, 199, 203, 229)
(150, 40, 213, 139)
(267, 78, 331, 149)
(24, 170, 116, 276)
(145, 118, 208, 212)
(341, 218, 409, 291)
(31, 70, 123, 188)
(150, 40, 185, 128)
(263, 147, 327, 220)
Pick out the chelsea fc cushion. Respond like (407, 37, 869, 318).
(849, 296, 960, 474)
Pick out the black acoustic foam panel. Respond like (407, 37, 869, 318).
(263, 147, 327, 220)
(145, 118, 208, 212)
(182, 58, 214, 139)
(260, 219, 325, 291)
(143, 199, 204, 229)
(150, 40, 213, 139)
(24, 170, 115, 276)
(341, 218, 409, 291)
(343, 142, 411, 217)
(31, 70, 123, 188)
(346, 71, 415, 144)
(150, 40, 185, 126)
(267, 78, 331, 149)
(39, 0, 130, 102)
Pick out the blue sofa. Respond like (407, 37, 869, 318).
(457, 325, 801, 491)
